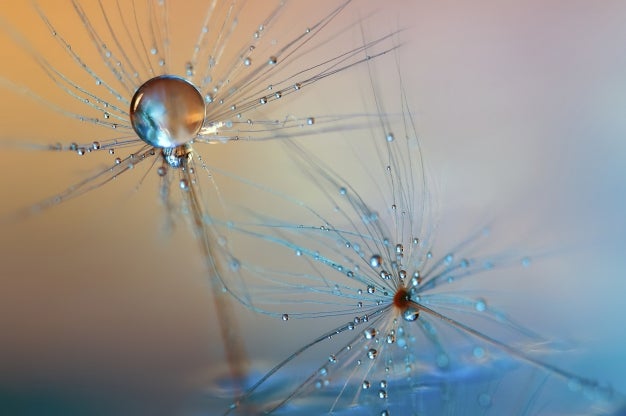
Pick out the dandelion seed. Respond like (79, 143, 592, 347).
(0, 0, 402, 412)
(218, 51, 624, 415)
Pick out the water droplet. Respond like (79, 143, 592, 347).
(259, 97, 267, 104)
(114, 157, 121, 164)
(130, 75, 205, 148)
(328, 354, 337, 363)
(367, 349, 378, 359)
(362, 380, 370, 389)
(386, 133, 394, 142)
(370, 254, 382, 268)
(243, 57, 252, 66)
(475, 299, 487, 312)
(157, 166, 167, 177)
(367, 285, 375, 294)
(381, 411, 389, 416)
(306, 117, 315, 125)
(281, 314, 289, 321)
(293, 82, 302, 90)
(91, 141, 101, 150)
(268, 56, 277, 65)
(179, 178, 189, 190)
(402, 307, 419, 322)
(378, 389, 387, 399)
(380, 380, 387, 388)
(364, 328, 377, 340)
(473, 346, 485, 359)
(76, 147, 86, 156)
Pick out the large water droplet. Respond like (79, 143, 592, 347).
(130, 75, 205, 148)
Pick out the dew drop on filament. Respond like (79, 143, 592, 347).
(370, 254, 382, 268)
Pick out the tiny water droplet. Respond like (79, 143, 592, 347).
(370, 254, 382, 268)
(179, 178, 189, 190)
(364, 328, 377, 340)
(402, 307, 420, 322)
(229, 258, 240, 271)
(268, 56, 277, 65)
(281, 314, 289, 321)
(368, 349, 378, 359)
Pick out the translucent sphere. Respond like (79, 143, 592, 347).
(130, 75, 205, 148)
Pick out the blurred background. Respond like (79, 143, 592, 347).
(0, 1, 625, 414)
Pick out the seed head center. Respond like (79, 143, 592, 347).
(393, 287, 411, 311)
(130, 75, 206, 148)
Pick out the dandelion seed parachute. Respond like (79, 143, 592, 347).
(209, 50, 626, 415)
(0, 0, 403, 412)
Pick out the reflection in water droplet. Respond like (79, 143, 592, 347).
(130, 75, 205, 148)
